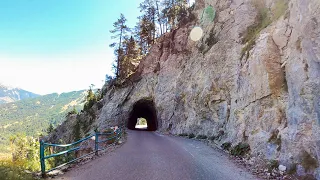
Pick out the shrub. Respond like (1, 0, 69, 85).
(9, 135, 40, 171)
(301, 150, 319, 172)
(221, 142, 232, 151)
(48, 144, 75, 168)
(0, 160, 35, 180)
(0, 134, 54, 179)
(230, 142, 250, 157)
(199, 29, 218, 54)
(196, 135, 208, 139)
(267, 159, 279, 172)
(83, 100, 96, 112)
(208, 136, 216, 141)
(188, 133, 195, 139)
(214, 130, 225, 141)
(72, 119, 81, 141)
(66, 106, 78, 117)
(205, 29, 218, 48)
(178, 133, 188, 137)
(268, 129, 281, 151)
(83, 87, 98, 112)
(105, 75, 114, 82)
(287, 163, 297, 175)
(47, 123, 54, 134)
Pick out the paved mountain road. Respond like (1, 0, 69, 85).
(56, 130, 258, 180)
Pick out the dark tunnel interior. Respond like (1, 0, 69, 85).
(127, 99, 157, 131)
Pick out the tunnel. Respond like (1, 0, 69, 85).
(127, 99, 158, 131)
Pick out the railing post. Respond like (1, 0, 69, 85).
(40, 140, 46, 178)
(95, 133, 99, 156)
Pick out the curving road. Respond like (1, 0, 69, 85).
(57, 130, 258, 180)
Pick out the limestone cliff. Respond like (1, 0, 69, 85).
(49, 0, 320, 178)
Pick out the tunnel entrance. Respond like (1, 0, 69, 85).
(127, 99, 157, 131)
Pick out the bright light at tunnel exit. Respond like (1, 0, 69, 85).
(135, 117, 148, 129)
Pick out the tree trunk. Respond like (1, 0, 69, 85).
(117, 24, 123, 78)
(156, 1, 163, 36)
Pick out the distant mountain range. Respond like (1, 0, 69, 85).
(0, 89, 86, 153)
(0, 84, 40, 104)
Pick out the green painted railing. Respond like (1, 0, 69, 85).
(40, 128, 122, 177)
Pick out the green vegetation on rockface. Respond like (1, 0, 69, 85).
(230, 142, 251, 157)
(240, 0, 288, 60)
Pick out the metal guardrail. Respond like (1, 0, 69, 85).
(40, 128, 122, 177)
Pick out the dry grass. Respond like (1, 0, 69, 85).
(301, 150, 318, 172)
(272, 0, 289, 20)
(296, 37, 302, 53)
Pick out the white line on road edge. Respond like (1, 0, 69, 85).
(155, 132, 165, 137)
(183, 147, 195, 158)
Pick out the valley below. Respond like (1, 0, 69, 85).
(0, 90, 86, 153)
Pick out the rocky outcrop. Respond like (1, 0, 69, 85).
(50, 0, 320, 178)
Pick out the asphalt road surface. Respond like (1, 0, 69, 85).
(57, 130, 258, 180)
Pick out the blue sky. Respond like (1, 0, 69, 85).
(0, 0, 143, 95)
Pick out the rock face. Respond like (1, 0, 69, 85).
(50, 0, 320, 178)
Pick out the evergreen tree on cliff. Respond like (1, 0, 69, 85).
(161, 0, 189, 29)
(137, 0, 157, 53)
(109, 1, 192, 80)
(109, 14, 130, 78)
(121, 36, 142, 79)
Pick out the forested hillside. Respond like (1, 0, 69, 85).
(0, 90, 86, 153)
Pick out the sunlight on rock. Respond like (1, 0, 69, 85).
(190, 27, 203, 41)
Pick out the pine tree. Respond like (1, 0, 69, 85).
(138, 0, 158, 47)
(161, 0, 189, 29)
(83, 85, 97, 111)
(109, 14, 130, 78)
(73, 119, 81, 141)
(138, 16, 153, 53)
(120, 36, 142, 79)
(176, 0, 189, 23)
(47, 123, 54, 134)
(107, 0, 193, 80)
(155, 0, 163, 35)
(161, 0, 174, 29)
(133, 23, 144, 55)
